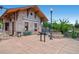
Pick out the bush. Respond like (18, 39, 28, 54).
(71, 31, 77, 38)
(23, 31, 32, 36)
(52, 22, 59, 31)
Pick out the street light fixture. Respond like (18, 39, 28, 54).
(50, 8, 53, 23)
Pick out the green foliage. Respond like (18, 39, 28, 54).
(71, 31, 77, 38)
(71, 26, 77, 38)
(0, 23, 2, 29)
(75, 20, 79, 28)
(51, 21, 60, 31)
(59, 19, 72, 33)
(41, 18, 79, 39)
(64, 31, 78, 38)
(0, 18, 3, 29)
(45, 18, 72, 33)
(48, 18, 72, 33)
(42, 21, 49, 28)
(63, 26, 78, 38)
(48, 23, 53, 29)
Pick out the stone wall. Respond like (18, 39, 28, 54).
(15, 9, 42, 35)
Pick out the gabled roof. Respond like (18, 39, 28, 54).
(1, 5, 48, 21)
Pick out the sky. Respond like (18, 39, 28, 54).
(0, 5, 79, 24)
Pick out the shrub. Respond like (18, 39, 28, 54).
(63, 30, 78, 38)
(71, 31, 77, 38)
(52, 21, 59, 31)
(59, 19, 72, 34)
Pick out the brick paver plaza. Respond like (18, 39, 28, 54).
(0, 35, 79, 54)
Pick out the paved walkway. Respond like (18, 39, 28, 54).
(0, 35, 79, 54)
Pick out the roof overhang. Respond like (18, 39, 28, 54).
(1, 5, 48, 22)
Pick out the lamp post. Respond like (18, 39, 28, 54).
(50, 8, 53, 24)
(50, 8, 53, 40)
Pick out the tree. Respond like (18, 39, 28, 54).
(59, 18, 71, 34)
(75, 20, 79, 28)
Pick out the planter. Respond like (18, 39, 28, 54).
(23, 31, 32, 36)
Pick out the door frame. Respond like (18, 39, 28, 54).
(5, 22, 9, 31)
(12, 22, 14, 36)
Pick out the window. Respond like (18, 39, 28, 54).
(25, 22, 28, 31)
(34, 23, 37, 31)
